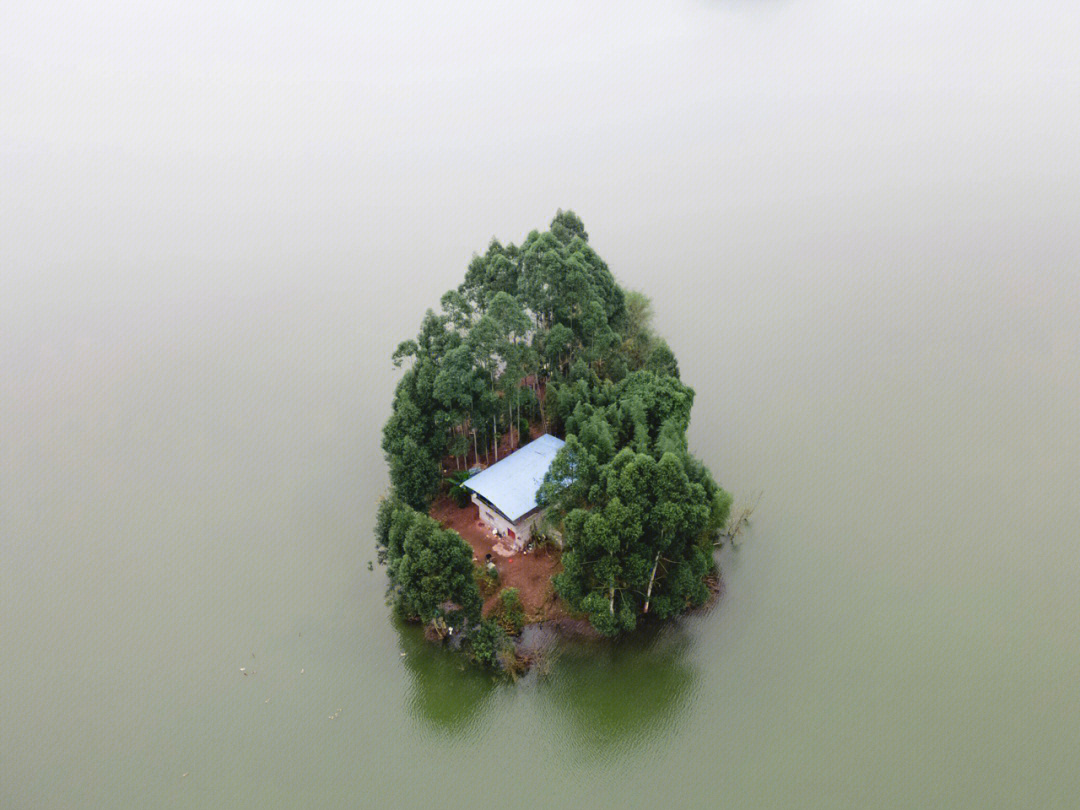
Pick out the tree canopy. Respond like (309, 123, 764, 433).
(375, 497, 482, 624)
(377, 210, 731, 640)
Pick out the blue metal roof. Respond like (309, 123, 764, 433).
(462, 434, 565, 522)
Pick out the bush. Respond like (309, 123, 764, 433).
(475, 563, 499, 597)
(496, 587, 526, 634)
(529, 528, 560, 551)
(445, 470, 472, 508)
(468, 619, 511, 668)
(498, 647, 530, 680)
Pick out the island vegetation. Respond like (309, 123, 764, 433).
(375, 210, 733, 670)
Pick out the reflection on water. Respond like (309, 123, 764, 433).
(393, 611, 698, 755)
(395, 620, 498, 735)
(398, 615, 699, 759)
(539, 623, 699, 759)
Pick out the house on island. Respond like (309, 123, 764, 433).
(462, 433, 565, 551)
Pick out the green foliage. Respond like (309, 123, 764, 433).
(387, 439, 441, 511)
(395, 516, 482, 624)
(518, 219, 624, 343)
(375, 501, 481, 624)
(445, 469, 472, 508)
(382, 366, 446, 511)
(645, 338, 679, 379)
(550, 208, 588, 243)
(495, 587, 526, 634)
(379, 209, 733, 644)
(542, 322, 574, 376)
(620, 291, 654, 368)
(517, 418, 532, 443)
(468, 619, 512, 669)
(374, 495, 400, 561)
(536, 434, 600, 523)
(547, 445, 729, 636)
(475, 563, 499, 597)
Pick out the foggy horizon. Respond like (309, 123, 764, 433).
(5, 2, 1078, 315)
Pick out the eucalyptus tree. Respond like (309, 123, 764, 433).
(541, 322, 574, 378)
(613, 371, 694, 444)
(620, 290, 654, 369)
(459, 239, 519, 315)
(467, 314, 506, 459)
(519, 340, 546, 430)
(518, 230, 565, 330)
(434, 343, 486, 467)
(551, 447, 724, 635)
(440, 288, 474, 333)
(378, 209, 734, 644)
(536, 434, 601, 524)
(549, 208, 588, 244)
(414, 308, 459, 361)
(645, 338, 680, 379)
(486, 291, 532, 449)
(382, 369, 442, 510)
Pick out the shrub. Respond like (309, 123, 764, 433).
(529, 528, 560, 551)
(475, 563, 499, 597)
(445, 470, 472, 508)
(468, 619, 511, 668)
(496, 587, 526, 634)
(498, 647, 530, 681)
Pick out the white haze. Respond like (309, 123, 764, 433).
(3, 1, 1078, 316)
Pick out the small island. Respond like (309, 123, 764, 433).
(376, 210, 734, 671)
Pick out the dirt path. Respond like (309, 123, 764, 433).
(430, 495, 568, 622)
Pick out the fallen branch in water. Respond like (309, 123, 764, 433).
(718, 491, 762, 548)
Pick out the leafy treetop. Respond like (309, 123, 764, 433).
(378, 210, 731, 638)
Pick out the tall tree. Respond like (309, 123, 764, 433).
(552, 447, 722, 635)
(377, 502, 482, 624)
(378, 209, 733, 643)
(550, 208, 588, 243)
(395, 514, 482, 623)
(434, 343, 486, 466)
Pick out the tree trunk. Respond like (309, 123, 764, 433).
(538, 378, 547, 431)
(643, 551, 661, 614)
(493, 415, 498, 462)
(472, 429, 478, 466)
(609, 587, 615, 616)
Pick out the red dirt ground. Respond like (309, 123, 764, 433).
(429, 494, 568, 622)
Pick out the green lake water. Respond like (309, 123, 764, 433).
(2, 2, 1079, 807)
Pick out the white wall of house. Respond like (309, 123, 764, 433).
(471, 494, 545, 550)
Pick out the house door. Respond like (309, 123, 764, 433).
(507, 529, 516, 541)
